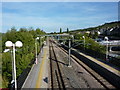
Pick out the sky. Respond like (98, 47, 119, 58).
(1, 1, 119, 33)
(1, 0, 120, 2)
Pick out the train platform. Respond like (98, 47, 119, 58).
(58, 40, 120, 88)
(70, 48, 120, 88)
(73, 48, 120, 76)
(59, 41, 120, 77)
(22, 42, 49, 88)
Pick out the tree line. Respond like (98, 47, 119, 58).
(2, 27, 46, 88)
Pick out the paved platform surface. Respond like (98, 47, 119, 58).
(22, 44, 49, 88)
(73, 48, 120, 76)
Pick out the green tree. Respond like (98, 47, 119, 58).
(36, 28, 42, 34)
(67, 28, 69, 33)
(19, 27, 28, 32)
(2, 26, 46, 88)
(60, 28, 62, 33)
(93, 32, 98, 39)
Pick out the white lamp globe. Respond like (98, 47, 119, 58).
(104, 37, 108, 41)
(71, 35, 74, 38)
(15, 41, 23, 47)
(98, 31, 101, 35)
(5, 41, 13, 47)
(36, 37, 39, 40)
(82, 36, 85, 38)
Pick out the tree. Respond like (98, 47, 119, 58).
(67, 28, 69, 33)
(2, 26, 46, 88)
(93, 32, 98, 39)
(28, 27, 34, 31)
(10, 27, 17, 32)
(54, 32, 56, 34)
(60, 28, 62, 33)
(19, 28, 28, 32)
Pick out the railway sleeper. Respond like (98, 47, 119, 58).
(56, 41, 116, 89)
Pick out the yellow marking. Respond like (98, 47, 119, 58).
(78, 51, 120, 75)
(59, 46, 120, 76)
(35, 47, 47, 88)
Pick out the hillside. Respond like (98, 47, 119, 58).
(69, 21, 120, 40)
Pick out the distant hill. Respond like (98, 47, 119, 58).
(69, 21, 120, 40)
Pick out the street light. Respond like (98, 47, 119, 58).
(82, 36, 85, 51)
(104, 36, 109, 61)
(35, 37, 39, 64)
(68, 39, 71, 67)
(5, 41, 23, 89)
(71, 35, 74, 42)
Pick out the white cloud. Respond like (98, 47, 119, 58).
(2, 2, 118, 33)
(2, 12, 75, 32)
(3, 11, 117, 33)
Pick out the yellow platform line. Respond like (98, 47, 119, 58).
(35, 47, 47, 88)
(78, 51, 120, 76)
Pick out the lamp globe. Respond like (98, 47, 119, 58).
(5, 41, 13, 47)
(15, 41, 23, 47)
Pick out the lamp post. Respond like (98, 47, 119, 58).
(71, 35, 74, 42)
(68, 35, 74, 67)
(104, 36, 109, 61)
(35, 37, 39, 64)
(82, 36, 85, 51)
(11, 50, 14, 84)
(68, 39, 71, 67)
(5, 41, 23, 89)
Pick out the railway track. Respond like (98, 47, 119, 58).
(51, 38, 116, 89)
(49, 40, 66, 89)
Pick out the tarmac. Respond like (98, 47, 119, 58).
(22, 42, 49, 88)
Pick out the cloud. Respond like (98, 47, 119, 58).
(2, 12, 74, 32)
(2, 2, 118, 33)
(2, 11, 117, 33)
